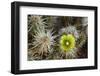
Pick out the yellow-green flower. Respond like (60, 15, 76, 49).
(60, 34, 75, 52)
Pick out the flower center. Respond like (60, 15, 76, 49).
(66, 41, 69, 46)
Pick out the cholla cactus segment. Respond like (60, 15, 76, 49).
(81, 17, 88, 26)
(28, 15, 47, 32)
(59, 26, 79, 58)
(77, 32, 87, 48)
(59, 26, 79, 40)
(32, 26, 57, 55)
